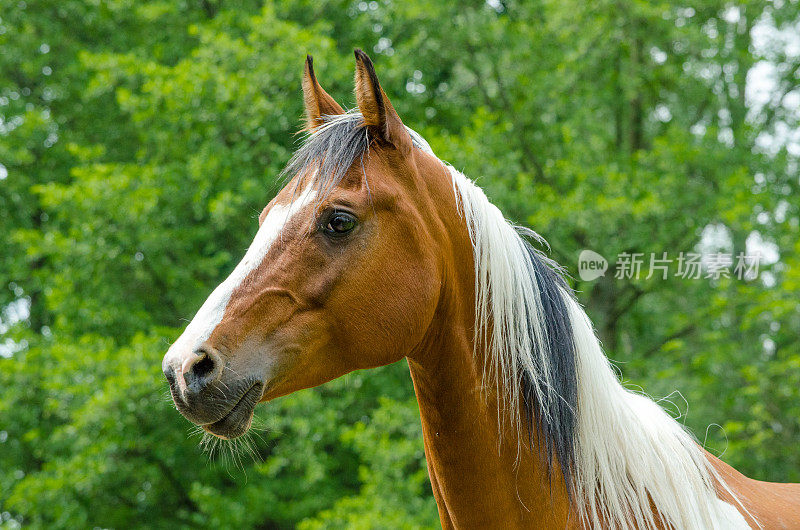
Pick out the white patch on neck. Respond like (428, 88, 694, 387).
(163, 184, 316, 370)
(714, 499, 752, 529)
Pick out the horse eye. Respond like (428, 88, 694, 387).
(323, 211, 357, 236)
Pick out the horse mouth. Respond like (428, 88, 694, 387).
(202, 382, 263, 439)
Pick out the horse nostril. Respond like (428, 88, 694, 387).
(182, 346, 222, 394)
(191, 352, 216, 380)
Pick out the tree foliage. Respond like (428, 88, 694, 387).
(2, 0, 799, 527)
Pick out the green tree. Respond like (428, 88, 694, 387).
(2, 0, 799, 528)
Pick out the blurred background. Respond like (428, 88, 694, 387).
(1, 0, 799, 528)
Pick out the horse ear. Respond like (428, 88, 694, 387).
(353, 49, 412, 155)
(303, 55, 344, 130)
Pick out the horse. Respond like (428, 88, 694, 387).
(162, 50, 800, 529)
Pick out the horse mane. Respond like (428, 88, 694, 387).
(282, 112, 749, 529)
(446, 163, 750, 529)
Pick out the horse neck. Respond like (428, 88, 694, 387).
(401, 152, 759, 529)
(406, 264, 574, 528)
(393, 154, 569, 527)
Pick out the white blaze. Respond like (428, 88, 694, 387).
(162, 185, 316, 372)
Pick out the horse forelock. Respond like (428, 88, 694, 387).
(280, 110, 432, 203)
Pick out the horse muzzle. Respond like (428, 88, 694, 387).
(163, 346, 263, 439)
